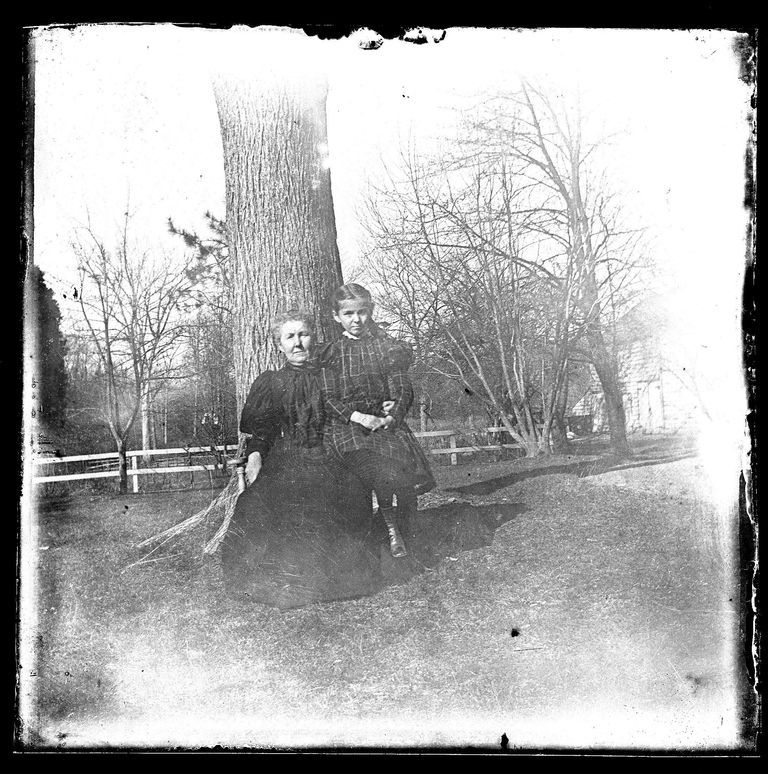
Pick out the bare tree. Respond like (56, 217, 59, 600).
(73, 210, 190, 492)
(371, 87, 649, 458)
(359, 243, 445, 432)
(460, 84, 649, 457)
(169, 213, 237, 453)
(364, 82, 649, 459)
(364, 150, 571, 457)
(182, 309, 237, 449)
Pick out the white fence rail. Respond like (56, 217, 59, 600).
(32, 429, 522, 489)
(32, 444, 239, 491)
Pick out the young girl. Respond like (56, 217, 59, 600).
(319, 283, 435, 558)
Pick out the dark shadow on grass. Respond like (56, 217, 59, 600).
(444, 451, 699, 497)
(587, 452, 699, 477)
(378, 501, 528, 583)
(217, 502, 529, 610)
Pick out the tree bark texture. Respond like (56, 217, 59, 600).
(212, 55, 343, 405)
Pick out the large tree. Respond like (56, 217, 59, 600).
(210, 29, 343, 406)
(140, 30, 349, 551)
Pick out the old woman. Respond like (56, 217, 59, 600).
(221, 310, 383, 609)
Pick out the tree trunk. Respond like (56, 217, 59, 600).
(551, 410, 570, 454)
(419, 383, 429, 433)
(163, 385, 168, 447)
(588, 331, 632, 458)
(538, 425, 553, 456)
(141, 388, 152, 461)
(496, 412, 539, 459)
(211, 33, 343, 403)
(192, 377, 198, 441)
(551, 373, 571, 454)
(117, 438, 128, 495)
(149, 388, 158, 449)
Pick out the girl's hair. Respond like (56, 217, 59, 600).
(329, 283, 373, 311)
(329, 283, 390, 339)
(270, 309, 316, 345)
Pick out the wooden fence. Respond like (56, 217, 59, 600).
(32, 445, 238, 492)
(32, 429, 523, 490)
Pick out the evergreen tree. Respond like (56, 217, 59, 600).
(30, 266, 68, 428)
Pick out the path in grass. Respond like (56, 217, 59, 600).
(22, 435, 749, 750)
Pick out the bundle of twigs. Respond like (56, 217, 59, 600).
(134, 438, 248, 557)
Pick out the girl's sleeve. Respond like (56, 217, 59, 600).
(319, 355, 355, 423)
(387, 368, 415, 424)
(240, 372, 281, 457)
(382, 337, 415, 424)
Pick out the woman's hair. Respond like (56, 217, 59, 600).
(270, 309, 316, 345)
(329, 283, 374, 312)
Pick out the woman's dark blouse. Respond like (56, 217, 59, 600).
(239, 365, 324, 459)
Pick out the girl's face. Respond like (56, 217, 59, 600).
(278, 320, 314, 366)
(333, 299, 372, 337)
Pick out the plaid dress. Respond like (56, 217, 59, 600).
(319, 332, 413, 459)
(319, 331, 436, 494)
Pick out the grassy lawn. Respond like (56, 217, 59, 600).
(18, 435, 752, 751)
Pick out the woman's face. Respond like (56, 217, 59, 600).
(277, 320, 314, 366)
(333, 299, 372, 337)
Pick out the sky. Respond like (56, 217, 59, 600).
(30, 24, 753, 476)
(32, 26, 752, 290)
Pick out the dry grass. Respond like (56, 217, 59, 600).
(19, 435, 753, 752)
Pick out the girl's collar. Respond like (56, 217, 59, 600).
(342, 329, 373, 341)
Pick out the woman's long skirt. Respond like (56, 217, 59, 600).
(221, 444, 383, 609)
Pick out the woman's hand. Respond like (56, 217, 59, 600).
(245, 452, 262, 486)
(381, 400, 395, 416)
(350, 411, 390, 432)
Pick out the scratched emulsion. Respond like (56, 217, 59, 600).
(20, 24, 755, 752)
(737, 27, 759, 748)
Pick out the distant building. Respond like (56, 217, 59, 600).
(569, 295, 704, 434)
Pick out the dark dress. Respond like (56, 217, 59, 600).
(220, 364, 384, 609)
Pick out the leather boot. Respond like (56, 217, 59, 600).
(380, 507, 408, 558)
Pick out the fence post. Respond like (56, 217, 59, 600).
(450, 433, 457, 466)
(131, 455, 139, 494)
